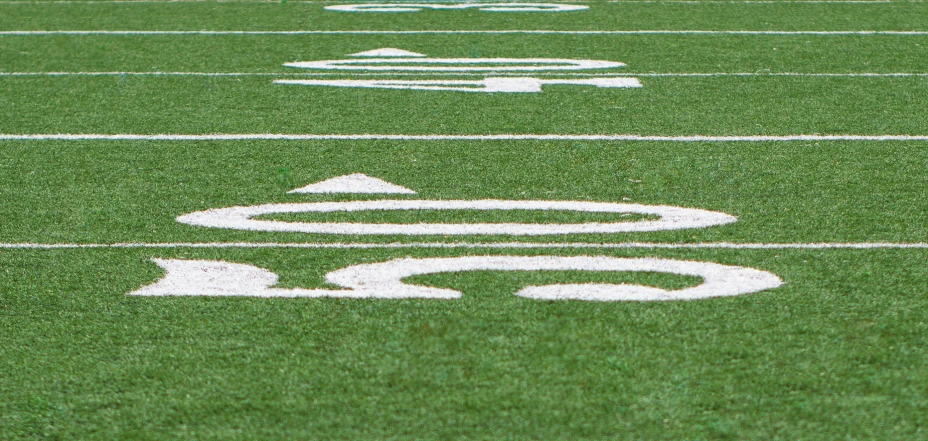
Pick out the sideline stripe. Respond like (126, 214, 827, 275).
(2, 30, 928, 35)
(2, 242, 927, 249)
(2, 134, 928, 141)
(3, 71, 928, 77)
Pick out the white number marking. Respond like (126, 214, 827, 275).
(275, 77, 642, 93)
(130, 256, 781, 301)
(287, 173, 416, 194)
(176, 200, 736, 235)
(349, 48, 426, 57)
(284, 57, 623, 72)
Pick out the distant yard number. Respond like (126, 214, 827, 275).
(277, 48, 641, 93)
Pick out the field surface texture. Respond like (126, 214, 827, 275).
(1, 1, 927, 440)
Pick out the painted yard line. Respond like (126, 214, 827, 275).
(0, 0, 904, 3)
(2, 242, 928, 250)
(3, 134, 928, 141)
(3, 30, 928, 36)
(1, 0, 302, 3)
(606, 0, 901, 3)
(4, 71, 928, 77)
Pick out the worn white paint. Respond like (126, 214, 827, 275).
(129, 256, 781, 301)
(325, 3, 589, 12)
(349, 48, 425, 57)
(176, 200, 736, 235)
(284, 57, 624, 72)
(3, 134, 927, 141)
(287, 173, 416, 194)
(5, 242, 928, 249)
(275, 77, 642, 92)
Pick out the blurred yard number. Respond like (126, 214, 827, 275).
(325, 3, 588, 12)
(283, 55, 624, 72)
(276, 48, 641, 93)
(276, 77, 641, 93)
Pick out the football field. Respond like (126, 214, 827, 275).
(2, 1, 928, 439)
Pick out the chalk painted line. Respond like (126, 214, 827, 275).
(3, 134, 928, 141)
(4, 72, 928, 78)
(176, 200, 737, 235)
(3, 30, 928, 35)
(130, 256, 783, 301)
(3, 242, 928, 249)
(274, 77, 642, 92)
(0, 1, 905, 4)
(325, 3, 589, 12)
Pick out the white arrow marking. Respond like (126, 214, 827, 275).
(349, 48, 426, 57)
(129, 256, 781, 301)
(275, 77, 642, 92)
(288, 173, 416, 194)
(283, 58, 624, 72)
(176, 200, 736, 235)
(325, 3, 589, 13)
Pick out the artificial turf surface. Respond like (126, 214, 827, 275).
(1, 1, 928, 439)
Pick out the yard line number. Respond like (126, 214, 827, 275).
(131, 174, 783, 301)
(276, 48, 642, 93)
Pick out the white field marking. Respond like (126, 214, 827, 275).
(0, 0, 312, 3)
(349, 48, 424, 57)
(0, 1, 903, 4)
(605, 1, 896, 3)
(129, 256, 782, 301)
(3, 134, 928, 141)
(4, 242, 928, 249)
(604, 1, 897, 3)
(325, 3, 589, 13)
(283, 58, 624, 72)
(4, 30, 928, 36)
(4, 71, 928, 78)
(633, 72, 928, 77)
(288, 173, 416, 194)
(176, 200, 737, 235)
(275, 77, 643, 92)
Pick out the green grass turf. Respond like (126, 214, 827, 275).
(2, 248, 928, 439)
(2, 1, 928, 440)
(0, 141, 926, 244)
(1, 2, 927, 32)
(2, 34, 927, 134)
(6, 76, 928, 135)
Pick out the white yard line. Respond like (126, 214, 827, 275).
(2, 30, 927, 35)
(1, 0, 301, 3)
(2, 134, 928, 141)
(0, 1, 907, 4)
(2, 242, 927, 249)
(3, 71, 928, 77)
(606, 0, 900, 3)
